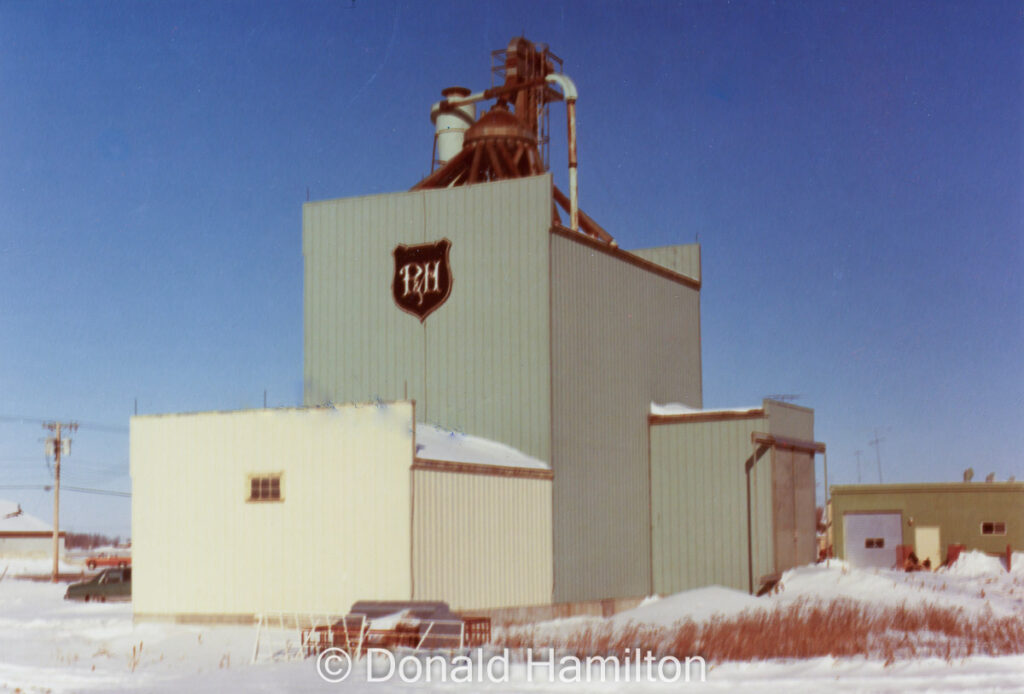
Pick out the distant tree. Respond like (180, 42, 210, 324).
(64, 532, 122, 550)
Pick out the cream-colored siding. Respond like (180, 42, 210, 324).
(303, 175, 552, 462)
(650, 415, 773, 594)
(130, 404, 414, 620)
(549, 232, 702, 602)
(0, 535, 59, 557)
(412, 467, 552, 611)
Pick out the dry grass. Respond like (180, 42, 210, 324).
(495, 598, 1024, 665)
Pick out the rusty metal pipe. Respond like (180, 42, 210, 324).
(545, 74, 579, 232)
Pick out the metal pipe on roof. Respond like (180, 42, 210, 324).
(545, 74, 579, 232)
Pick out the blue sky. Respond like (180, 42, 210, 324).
(1, 1, 1020, 537)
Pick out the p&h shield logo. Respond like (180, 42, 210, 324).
(391, 239, 453, 322)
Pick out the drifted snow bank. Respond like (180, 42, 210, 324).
(613, 586, 763, 626)
(522, 556, 1024, 639)
(942, 550, 1011, 577)
(769, 555, 1023, 618)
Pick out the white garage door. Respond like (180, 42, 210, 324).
(844, 513, 902, 569)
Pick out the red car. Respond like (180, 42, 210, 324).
(85, 553, 131, 570)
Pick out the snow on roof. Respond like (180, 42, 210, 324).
(0, 499, 52, 533)
(651, 402, 762, 416)
(414, 424, 549, 470)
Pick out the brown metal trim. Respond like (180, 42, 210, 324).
(550, 226, 702, 291)
(0, 531, 67, 539)
(413, 457, 553, 480)
(751, 432, 826, 454)
(649, 409, 764, 425)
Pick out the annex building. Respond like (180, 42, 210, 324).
(829, 481, 1023, 569)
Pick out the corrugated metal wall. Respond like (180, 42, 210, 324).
(649, 416, 773, 595)
(549, 233, 703, 602)
(130, 404, 414, 619)
(765, 402, 817, 572)
(412, 467, 552, 611)
(303, 176, 552, 461)
(765, 400, 815, 441)
(629, 244, 701, 283)
(770, 448, 817, 573)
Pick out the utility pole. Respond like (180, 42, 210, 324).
(44, 421, 77, 582)
(869, 429, 885, 484)
(854, 450, 863, 484)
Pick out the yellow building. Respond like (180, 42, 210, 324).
(130, 402, 551, 621)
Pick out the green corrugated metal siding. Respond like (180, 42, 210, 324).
(303, 176, 552, 461)
(649, 417, 772, 594)
(830, 483, 1024, 561)
(412, 469, 553, 610)
(550, 233, 703, 602)
(765, 400, 815, 441)
(629, 244, 701, 283)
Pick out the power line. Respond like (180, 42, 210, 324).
(0, 483, 129, 497)
(0, 414, 128, 434)
(63, 486, 131, 498)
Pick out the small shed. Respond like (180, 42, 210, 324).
(0, 499, 64, 558)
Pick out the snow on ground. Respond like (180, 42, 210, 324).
(2, 555, 85, 577)
(612, 587, 763, 627)
(1, 552, 1022, 693)
(766, 554, 1024, 618)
